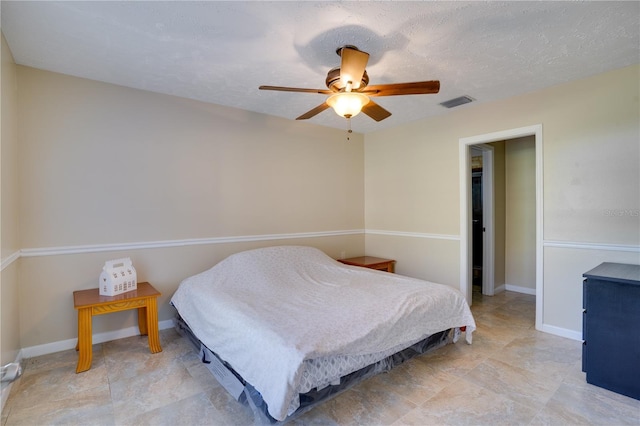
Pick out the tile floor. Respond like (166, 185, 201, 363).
(2, 289, 639, 425)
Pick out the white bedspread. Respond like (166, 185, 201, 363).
(171, 246, 476, 421)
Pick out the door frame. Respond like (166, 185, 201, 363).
(471, 144, 495, 296)
(459, 124, 543, 331)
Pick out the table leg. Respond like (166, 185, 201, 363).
(145, 297, 162, 354)
(76, 308, 93, 373)
(138, 306, 148, 336)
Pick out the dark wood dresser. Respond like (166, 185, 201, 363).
(582, 262, 640, 400)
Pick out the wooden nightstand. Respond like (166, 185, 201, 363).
(73, 282, 162, 373)
(338, 256, 396, 273)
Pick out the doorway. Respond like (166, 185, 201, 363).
(472, 168, 483, 289)
(459, 125, 543, 331)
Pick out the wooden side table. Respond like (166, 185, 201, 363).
(73, 281, 162, 373)
(338, 256, 396, 273)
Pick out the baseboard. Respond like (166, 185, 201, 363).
(505, 284, 536, 295)
(1, 349, 23, 414)
(20, 319, 175, 359)
(491, 284, 535, 295)
(499, 286, 580, 342)
(541, 323, 582, 341)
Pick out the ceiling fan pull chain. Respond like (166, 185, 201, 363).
(346, 115, 353, 141)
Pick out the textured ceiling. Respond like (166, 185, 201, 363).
(2, 1, 639, 133)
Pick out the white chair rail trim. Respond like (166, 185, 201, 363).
(365, 229, 460, 240)
(18, 230, 365, 258)
(543, 240, 640, 253)
(3, 233, 637, 270)
(0, 250, 20, 271)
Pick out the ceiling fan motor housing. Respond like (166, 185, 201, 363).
(326, 67, 369, 91)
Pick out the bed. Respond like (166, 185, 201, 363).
(170, 245, 476, 423)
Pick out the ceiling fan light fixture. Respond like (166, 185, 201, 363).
(327, 92, 370, 118)
(260, 46, 438, 124)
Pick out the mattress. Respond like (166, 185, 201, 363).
(171, 245, 476, 421)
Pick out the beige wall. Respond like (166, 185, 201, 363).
(365, 64, 640, 335)
(18, 67, 365, 248)
(1, 33, 21, 367)
(505, 136, 536, 290)
(491, 141, 506, 290)
(18, 235, 363, 347)
(15, 66, 365, 349)
(5, 55, 640, 352)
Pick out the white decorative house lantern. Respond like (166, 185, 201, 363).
(99, 257, 137, 296)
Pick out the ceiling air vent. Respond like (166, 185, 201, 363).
(439, 95, 474, 109)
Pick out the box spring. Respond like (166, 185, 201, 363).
(175, 314, 452, 424)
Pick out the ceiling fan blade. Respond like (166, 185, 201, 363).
(259, 85, 333, 95)
(362, 81, 440, 97)
(361, 99, 392, 122)
(340, 47, 369, 89)
(296, 102, 331, 120)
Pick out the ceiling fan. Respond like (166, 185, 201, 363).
(259, 45, 440, 123)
